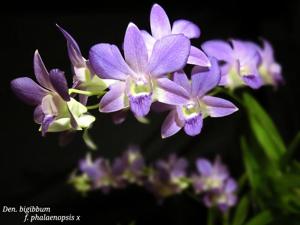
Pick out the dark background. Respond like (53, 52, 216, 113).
(1, 0, 299, 224)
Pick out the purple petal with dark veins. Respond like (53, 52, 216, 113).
(191, 57, 221, 97)
(124, 23, 148, 74)
(202, 96, 238, 117)
(150, 3, 171, 39)
(128, 93, 152, 117)
(156, 78, 189, 105)
(89, 43, 134, 80)
(172, 19, 201, 39)
(173, 70, 191, 93)
(148, 34, 190, 77)
(161, 110, 183, 138)
(33, 105, 44, 123)
(41, 114, 55, 136)
(196, 158, 213, 176)
(49, 69, 70, 101)
(33, 50, 53, 90)
(11, 77, 49, 106)
(187, 46, 211, 67)
(56, 24, 85, 68)
(201, 40, 233, 62)
(184, 113, 203, 136)
(99, 82, 128, 113)
(242, 75, 263, 89)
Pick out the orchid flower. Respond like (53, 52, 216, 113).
(256, 39, 284, 87)
(11, 51, 95, 136)
(57, 25, 111, 105)
(89, 22, 191, 117)
(161, 58, 238, 138)
(202, 39, 263, 89)
(193, 156, 229, 193)
(142, 3, 210, 67)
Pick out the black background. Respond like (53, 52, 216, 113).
(1, 0, 299, 224)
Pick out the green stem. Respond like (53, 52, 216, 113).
(207, 208, 215, 225)
(222, 211, 229, 225)
(86, 104, 100, 110)
(69, 88, 95, 96)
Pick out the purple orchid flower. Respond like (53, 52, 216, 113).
(112, 146, 146, 185)
(202, 39, 263, 89)
(57, 25, 110, 105)
(256, 39, 284, 87)
(89, 22, 191, 117)
(11, 51, 74, 136)
(203, 178, 238, 213)
(147, 154, 189, 198)
(192, 156, 229, 193)
(142, 3, 210, 67)
(79, 155, 114, 192)
(161, 58, 238, 138)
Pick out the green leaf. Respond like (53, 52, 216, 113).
(83, 128, 98, 150)
(245, 210, 273, 225)
(232, 195, 249, 225)
(243, 93, 286, 162)
(283, 131, 300, 165)
(241, 137, 262, 190)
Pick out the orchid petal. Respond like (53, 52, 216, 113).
(148, 34, 190, 77)
(161, 110, 183, 138)
(172, 19, 200, 39)
(187, 46, 211, 67)
(150, 3, 171, 39)
(11, 77, 48, 106)
(173, 70, 191, 93)
(124, 23, 148, 74)
(201, 40, 233, 62)
(196, 158, 213, 176)
(242, 75, 263, 89)
(49, 69, 70, 101)
(89, 43, 133, 80)
(184, 113, 203, 136)
(191, 57, 221, 97)
(56, 24, 85, 68)
(156, 78, 189, 105)
(99, 82, 128, 113)
(128, 93, 152, 117)
(202, 96, 238, 117)
(41, 114, 55, 136)
(33, 50, 53, 90)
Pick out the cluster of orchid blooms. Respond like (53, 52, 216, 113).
(11, 3, 282, 138)
(71, 147, 237, 213)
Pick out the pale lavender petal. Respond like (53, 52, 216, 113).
(148, 34, 190, 77)
(161, 110, 183, 138)
(33, 105, 44, 123)
(128, 93, 152, 117)
(49, 69, 70, 101)
(33, 50, 53, 90)
(172, 19, 200, 39)
(56, 24, 85, 68)
(196, 158, 213, 176)
(141, 30, 156, 56)
(201, 40, 233, 62)
(150, 3, 171, 39)
(242, 75, 263, 89)
(173, 70, 191, 93)
(156, 78, 189, 105)
(41, 114, 55, 136)
(191, 57, 221, 97)
(202, 96, 238, 117)
(184, 113, 203, 136)
(231, 39, 258, 63)
(187, 46, 211, 67)
(224, 178, 237, 193)
(11, 77, 48, 106)
(124, 23, 148, 74)
(99, 82, 128, 113)
(89, 43, 133, 80)
(261, 39, 274, 64)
